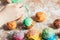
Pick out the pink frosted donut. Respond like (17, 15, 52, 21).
(12, 31, 24, 40)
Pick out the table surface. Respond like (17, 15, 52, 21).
(0, 0, 60, 40)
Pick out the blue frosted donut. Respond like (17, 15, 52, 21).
(42, 28, 57, 40)
(43, 35, 57, 40)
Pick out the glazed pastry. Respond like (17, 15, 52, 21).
(7, 0, 24, 3)
(23, 17, 34, 29)
(35, 12, 46, 22)
(7, 21, 17, 30)
(27, 30, 42, 40)
(12, 31, 24, 40)
(42, 28, 57, 40)
(53, 19, 60, 29)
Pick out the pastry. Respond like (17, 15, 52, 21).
(35, 12, 46, 22)
(27, 30, 42, 40)
(42, 28, 56, 40)
(7, 21, 17, 30)
(53, 19, 60, 29)
(23, 17, 34, 29)
(12, 31, 24, 40)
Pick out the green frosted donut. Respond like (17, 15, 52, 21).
(11, 0, 24, 3)
(23, 17, 33, 27)
(42, 28, 55, 39)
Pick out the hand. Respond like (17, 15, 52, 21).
(0, 4, 26, 26)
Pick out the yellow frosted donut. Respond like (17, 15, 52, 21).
(27, 30, 42, 40)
